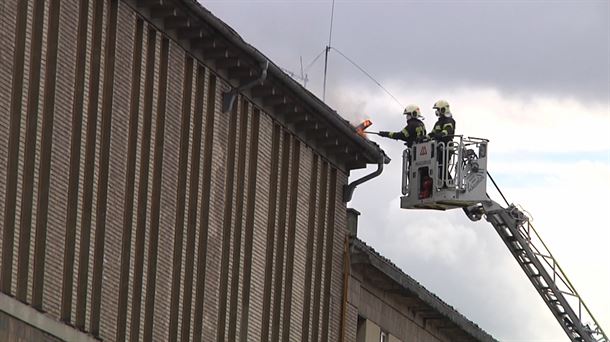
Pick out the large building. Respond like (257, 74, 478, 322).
(0, 0, 495, 341)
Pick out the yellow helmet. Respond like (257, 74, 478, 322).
(403, 104, 421, 119)
(433, 99, 450, 116)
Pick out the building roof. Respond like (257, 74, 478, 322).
(351, 238, 498, 342)
(131, 0, 389, 170)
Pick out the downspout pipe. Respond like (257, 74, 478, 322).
(343, 154, 390, 202)
(339, 234, 351, 342)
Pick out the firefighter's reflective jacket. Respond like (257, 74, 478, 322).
(388, 118, 427, 147)
(430, 115, 455, 144)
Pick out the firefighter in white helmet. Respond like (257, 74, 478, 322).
(428, 100, 455, 143)
(378, 105, 427, 147)
(429, 99, 456, 187)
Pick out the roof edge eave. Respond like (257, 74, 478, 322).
(352, 239, 498, 342)
(179, 0, 387, 167)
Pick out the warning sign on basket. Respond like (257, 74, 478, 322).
(420, 146, 428, 156)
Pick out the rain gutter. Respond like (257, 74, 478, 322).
(343, 154, 390, 202)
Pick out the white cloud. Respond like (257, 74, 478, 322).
(498, 160, 610, 337)
(337, 82, 610, 153)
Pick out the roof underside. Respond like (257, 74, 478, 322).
(127, 0, 388, 170)
(351, 238, 497, 342)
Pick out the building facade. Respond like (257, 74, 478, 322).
(0, 0, 384, 340)
(0, 0, 495, 341)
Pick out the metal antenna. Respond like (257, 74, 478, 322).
(322, 0, 336, 101)
(300, 56, 308, 88)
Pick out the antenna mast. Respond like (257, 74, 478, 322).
(322, 0, 336, 101)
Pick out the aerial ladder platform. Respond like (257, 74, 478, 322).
(400, 136, 608, 342)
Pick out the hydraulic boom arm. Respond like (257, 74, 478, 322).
(464, 199, 608, 342)
(400, 137, 607, 341)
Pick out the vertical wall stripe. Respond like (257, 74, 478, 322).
(320, 168, 338, 340)
(129, 27, 157, 342)
(180, 64, 205, 342)
(142, 36, 170, 342)
(74, 0, 105, 329)
(216, 97, 240, 342)
(60, 0, 90, 322)
(89, 0, 119, 335)
(227, 100, 250, 341)
(271, 132, 292, 342)
(192, 73, 217, 342)
(0, 0, 28, 295)
(301, 155, 319, 341)
(281, 138, 301, 341)
(115, 16, 144, 342)
(15, 0, 45, 302)
(238, 108, 260, 342)
(259, 123, 281, 342)
(31, 0, 62, 310)
(167, 55, 194, 342)
(311, 161, 329, 342)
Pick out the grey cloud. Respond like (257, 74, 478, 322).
(203, 0, 609, 103)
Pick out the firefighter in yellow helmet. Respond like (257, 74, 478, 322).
(429, 100, 456, 187)
(428, 100, 455, 143)
(378, 105, 427, 147)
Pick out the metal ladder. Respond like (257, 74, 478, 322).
(483, 202, 607, 342)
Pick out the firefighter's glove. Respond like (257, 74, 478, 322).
(379, 131, 390, 137)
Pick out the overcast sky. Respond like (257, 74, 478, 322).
(202, 1, 609, 340)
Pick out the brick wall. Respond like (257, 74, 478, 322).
(0, 0, 353, 341)
(349, 272, 453, 342)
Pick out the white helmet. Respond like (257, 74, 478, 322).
(403, 104, 421, 120)
(433, 99, 450, 117)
